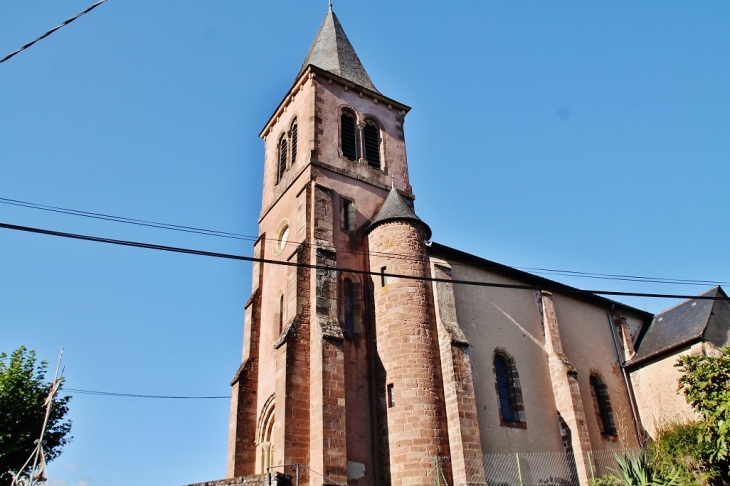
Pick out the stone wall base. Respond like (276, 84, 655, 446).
(185, 475, 267, 486)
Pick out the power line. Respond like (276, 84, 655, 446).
(2, 195, 728, 287)
(65, 388, 227, 399)
(0, 196, 258, 242)
(0, 220, 725, 301)
(0, 0, 108, 65)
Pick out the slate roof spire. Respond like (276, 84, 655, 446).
(296, 8, 379, 93)
(368, 186, 432, 239)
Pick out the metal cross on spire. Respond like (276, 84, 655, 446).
(328, 0, 332, 11)
(391, 174, 395, 189)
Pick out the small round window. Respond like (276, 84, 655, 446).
(279, 226, 289, 251)
(274, 220, 290, 256)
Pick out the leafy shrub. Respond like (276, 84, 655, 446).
(648, 417, 717, 485)
(611, 452, 679, 486)
(588, 475, 621, 486)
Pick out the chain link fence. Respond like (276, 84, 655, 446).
(446, 449, 642, 486)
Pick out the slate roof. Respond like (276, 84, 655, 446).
(628, 286, 722, 366)
(296, 8, 379, 93)
(368, 186, 432, 239)
(428, 242, 653, 319)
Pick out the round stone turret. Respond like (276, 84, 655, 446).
(367, 187, 449, 485)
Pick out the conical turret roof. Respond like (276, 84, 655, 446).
(368, 186, 432, 239)
(296, 8, 378, 93)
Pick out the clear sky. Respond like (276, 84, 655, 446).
(1, 1, 729, 485)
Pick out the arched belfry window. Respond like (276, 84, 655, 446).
(290, 119, 298, 166)
(494, 352, 524, 425)
(363, 120, 381, 170)
(278, 134, 288, 182)
(341, 275, 361, 334)
(590, 373, 617, 437)
(341, 110, 358, 161)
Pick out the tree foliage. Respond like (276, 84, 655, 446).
(0, 346, 72, 485)
(677, 348, 730, 464)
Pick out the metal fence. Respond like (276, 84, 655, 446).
(449, 449, 642, 486)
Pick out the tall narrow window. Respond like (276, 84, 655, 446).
(290, 119, 298, 166)
(341, 111, 358, 161)
(387, 384, 395, 408)
(494, 353, 520, 423)
(278, 135, 288, 182)
(590, 374, 617, 436)
(363, 120, 381, 170)
(340, 199, 356, 232)
(341, 275, 361, 335)
(343, 278, 354, 333)
(274, 291, 284, 336)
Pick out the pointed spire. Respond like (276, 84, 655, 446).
(368, 186, 432, 239)
(296, 8, 379, 93)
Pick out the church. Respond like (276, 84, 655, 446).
(190, 7, 730, 486)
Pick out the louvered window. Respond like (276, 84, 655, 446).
(290, 120, 298, 166)
(278, 135, 287, 182)
(363, 120, 381, 170)
(341, 111, 358, 161)
(494, 354, 520, 423)
(590, 374, 617, 436)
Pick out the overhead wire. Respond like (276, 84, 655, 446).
(0, 220, 726, 301)
(0, 0, 108, 65)
(1, 195, 727, 287)
(65, 388, 227, 399)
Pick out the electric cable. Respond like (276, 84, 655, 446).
(0, 220, 726, 301)
(0, 0, 108, 65)
(1, 195, 727, 287)
(64, 388, 227, 399)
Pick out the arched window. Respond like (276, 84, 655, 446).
(590, 373, 616, 436)
(363, 120, 381, 170)
(341, 110, 358, 161)
(256, 395, 276, 474)
(278, 134, 288, 182)
(341, 275, 361, 334)
(290, 119, 298, 166)
(494, 352, 522, 424)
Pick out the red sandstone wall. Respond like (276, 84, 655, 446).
(368, 220, 451, 486)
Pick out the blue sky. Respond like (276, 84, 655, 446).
(1, 2, 729, 485)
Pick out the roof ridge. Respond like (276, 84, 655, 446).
(654, 286, 720, 317)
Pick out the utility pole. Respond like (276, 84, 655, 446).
(10, 349, 64, 486)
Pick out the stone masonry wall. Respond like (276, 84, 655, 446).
(309, 184, 348, 485)
(536, 291, 592, 486)
(430, 261, 486, 486)
(227, 238, 264, 477)
(368, 220, 451, 486)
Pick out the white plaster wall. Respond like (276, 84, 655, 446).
(629, 346, 700, 439)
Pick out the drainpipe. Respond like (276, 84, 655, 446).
(607, 306, 644, 447)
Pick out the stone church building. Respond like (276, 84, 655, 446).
(191, 8, 730, 486)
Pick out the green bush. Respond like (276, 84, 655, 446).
(648, 417, 717, 485)
(611, 452, 679, 486)
(588, 475, 621, 486)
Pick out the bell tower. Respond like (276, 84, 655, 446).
(227, 7, 452, 485)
